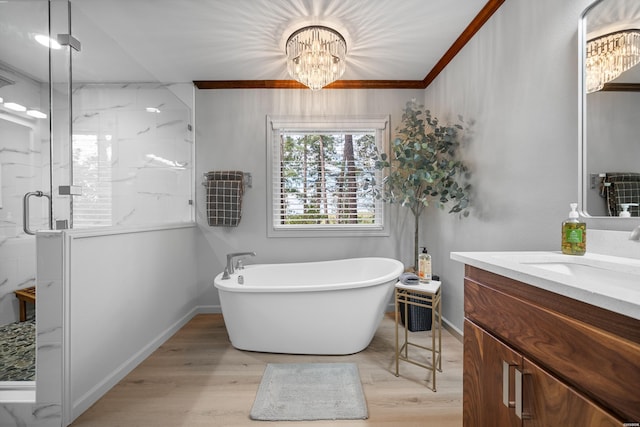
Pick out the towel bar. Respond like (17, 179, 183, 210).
(202, 172, 252, 188)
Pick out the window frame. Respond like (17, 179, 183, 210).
(266, 115, 390, 238)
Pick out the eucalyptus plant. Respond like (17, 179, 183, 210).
(371, 100, 472, 270)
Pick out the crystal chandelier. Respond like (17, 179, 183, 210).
(586, 29, 640, 93)
(286, 26, 347, 91)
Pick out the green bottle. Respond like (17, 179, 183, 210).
(562, 203, 586, 255)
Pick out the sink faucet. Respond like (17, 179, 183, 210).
(630, 225, 640, 241)
(222, 252, 256, 279)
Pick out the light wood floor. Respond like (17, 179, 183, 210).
(71, 313, 463, 427)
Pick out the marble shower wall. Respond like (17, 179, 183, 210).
(0, 69, 49, 327)
(71, 83, 193, 228)
(0, 82, 193, 327)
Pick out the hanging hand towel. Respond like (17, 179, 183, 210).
(206, 179, 244, 227)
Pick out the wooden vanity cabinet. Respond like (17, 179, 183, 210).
(463, 265, 640, 426)
(464, 320, 522, 426)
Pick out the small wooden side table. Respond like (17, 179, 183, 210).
(394, 280, 442, 391)
(14, 286, 36, 322)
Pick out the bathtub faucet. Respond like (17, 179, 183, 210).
(222, 252, 256, 279)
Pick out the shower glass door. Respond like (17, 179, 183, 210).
(0, 0, 53, 387)
(0, 0, 73, 398)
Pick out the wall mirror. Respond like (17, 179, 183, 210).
(580, 0, 640, 230)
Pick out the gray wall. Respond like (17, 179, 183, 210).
(194, 0, 596, 332)
(422, 0, 594, 332)
(194, 89, 424, 307)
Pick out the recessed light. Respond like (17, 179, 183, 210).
(145, 107, 161, 113)
(26, 109, 47, 119)
(35, 34, 62, 50)
(4, 102, 26, 112)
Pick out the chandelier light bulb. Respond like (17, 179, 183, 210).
(586, 29, 640, 93)
(286, 26, 347, 91)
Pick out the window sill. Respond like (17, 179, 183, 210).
(268, 225, 389, 238)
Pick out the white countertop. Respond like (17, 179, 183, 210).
(396, 279, 441, 294)
(450, 251, 640, 321)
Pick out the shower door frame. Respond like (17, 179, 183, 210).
(48, 1, 76, 424)
(0, 1, 72, 425)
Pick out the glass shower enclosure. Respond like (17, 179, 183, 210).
(0, 0, 60, 391)
(0, 0, 193, 401)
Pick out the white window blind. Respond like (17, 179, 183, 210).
(267, 116, 389, 237)
(72, 133, 113, 228)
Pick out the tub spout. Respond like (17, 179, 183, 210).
(630, 225, 640, 241)
(224, 251, 256, 277)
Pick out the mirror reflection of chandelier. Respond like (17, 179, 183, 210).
(586, 29, 640, 93)
(286, 26, 347, 91)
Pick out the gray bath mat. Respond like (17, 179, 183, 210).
(250, 362, 368, 421)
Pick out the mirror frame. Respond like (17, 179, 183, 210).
(578, 0, 640, 231)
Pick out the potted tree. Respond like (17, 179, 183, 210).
(371, 99, 472, 271)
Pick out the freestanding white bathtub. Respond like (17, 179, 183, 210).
(214, 257, 404, 355)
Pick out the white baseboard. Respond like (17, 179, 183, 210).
(196, 305, 222, 314)
(71, 307, 199, 421)
(442, 317, 463, 342)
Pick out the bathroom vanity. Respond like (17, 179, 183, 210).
(452, 251, 640, 426)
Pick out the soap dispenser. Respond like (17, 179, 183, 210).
(619, 203, 638, 218)
(418, 247, 432, 283)
(562, 203, 586, 255)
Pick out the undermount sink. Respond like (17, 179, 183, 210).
(490, 252, 640, 282)
(521, 261, 640, 289)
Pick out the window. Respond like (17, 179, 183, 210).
(72, 133, 113, 228)
(267, 116, 389, 237)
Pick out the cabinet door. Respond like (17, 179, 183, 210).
(464, 320, 522, 427)
(523, 358, 623, 427)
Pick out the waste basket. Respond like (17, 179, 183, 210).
(399, 275, 439, 332)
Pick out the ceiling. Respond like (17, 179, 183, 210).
(1, 0, 493, 86)
(3, 0, 640, 91)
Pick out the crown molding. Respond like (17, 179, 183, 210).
(194, 0, 506, 90)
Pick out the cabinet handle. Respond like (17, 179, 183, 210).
(515, 368, 523, 418)
(514, 368, 531, 420)
(502, 361, 515, 408)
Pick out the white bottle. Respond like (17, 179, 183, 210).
(418, 247, 432, 283)
(619, 203, 638, 217)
